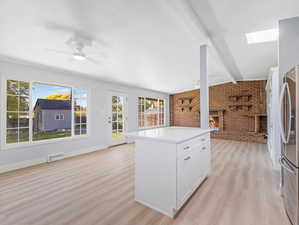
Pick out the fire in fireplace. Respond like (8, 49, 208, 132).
(209, 116, 219, 128)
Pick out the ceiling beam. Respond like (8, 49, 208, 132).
(167, 0, 242, 83)
(186, 0, 243, 82)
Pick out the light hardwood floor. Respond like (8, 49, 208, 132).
(0, 140, 291, 225)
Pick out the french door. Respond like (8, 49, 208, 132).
(108, 92, 128, 146)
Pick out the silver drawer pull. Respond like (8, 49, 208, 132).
(202, 147, 206, 150)
(184, 156, 191, 160)
(184, 146, 190, 150)
(201, 138, 205, 142)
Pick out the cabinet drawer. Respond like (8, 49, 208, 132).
(177, 133, 210, 158)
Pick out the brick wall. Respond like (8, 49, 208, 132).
(170, 80, 267, 143)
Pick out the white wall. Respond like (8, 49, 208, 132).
(0, 59, 169, 173)
(279, 16, 299, 79)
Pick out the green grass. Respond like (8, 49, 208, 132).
(33, 131, 71, 141)
(7, 131, 77, 144)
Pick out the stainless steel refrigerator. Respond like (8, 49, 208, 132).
(279, 65, 299, 225)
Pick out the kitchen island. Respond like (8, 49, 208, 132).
(125, 126, 211, 217)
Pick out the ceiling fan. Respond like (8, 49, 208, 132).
(46, 35, 105, 64)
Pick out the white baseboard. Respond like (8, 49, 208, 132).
(0, 144, 108, 174)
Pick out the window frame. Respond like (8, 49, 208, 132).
(55, 113, 65, 120)
(73, 88, 88, 136)
(6, 80, 30, 144)
(2, 78, 90, 150)
(138, 96, 166, 129)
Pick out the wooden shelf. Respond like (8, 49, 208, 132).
(228, 104, 252, 111)
(228, 94, 252, 102)
(242, 114, 267, 117)
(178, 106, 193, 112)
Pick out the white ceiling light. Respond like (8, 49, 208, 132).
(246, 29, 279, 44)
(72, 52, 86, 61)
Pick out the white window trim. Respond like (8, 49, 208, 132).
(138, 96, 166, 129)
(1, 78, 90, 150)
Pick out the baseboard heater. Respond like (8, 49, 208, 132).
(47, 153, 65, 162)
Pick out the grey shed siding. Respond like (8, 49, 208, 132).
(42, 110, 72, 131)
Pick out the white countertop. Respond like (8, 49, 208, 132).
(125, 126, 212, 144)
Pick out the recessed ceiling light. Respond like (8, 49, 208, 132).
(246, 29, 278, 44)
(72, 52, 86, 61)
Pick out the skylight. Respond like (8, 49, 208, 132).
(246, 29, 279, 44)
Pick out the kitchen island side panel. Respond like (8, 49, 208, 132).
(134, 139, 177, 217)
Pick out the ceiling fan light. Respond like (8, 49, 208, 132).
(72, 53, 86, 61)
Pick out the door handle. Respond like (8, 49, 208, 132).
(279, 157, 296, 175)
(279, 83, 288, 144)
(184, 146, 190, 150)
(285, 83, 292, 143)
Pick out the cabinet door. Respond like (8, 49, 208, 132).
(177, 151, 194, 207)
(190, 144, 204, 187)
(199, 141, 211, 177)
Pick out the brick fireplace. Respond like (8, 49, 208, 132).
(208, 110, 224, 130)
(170, 80, 267, 143)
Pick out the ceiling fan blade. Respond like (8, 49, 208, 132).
(44, 22, 109, 47)
(46, 49, 72, 55)
(87, 51, 108, 58)
(86, 57, 101, 64)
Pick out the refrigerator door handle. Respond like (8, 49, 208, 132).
(285, 83, 292, 143)
(279, 157, 296, 175)
(279, 83, 288, 144)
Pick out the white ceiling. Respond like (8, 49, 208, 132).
(0, 0, 298, 93)
(189, 0, 299, 80)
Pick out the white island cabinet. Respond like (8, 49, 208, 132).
(125, 126, 211, 217)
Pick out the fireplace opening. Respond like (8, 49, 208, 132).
(209, 116, 219, 129)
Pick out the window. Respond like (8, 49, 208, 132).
(138, 97, 165, 128)
(5, 80, 88, 145)
(74, 89, 87, 135)
(6, 80, 30, 144)
(55, 113, 64, 120)
(32, 83, 72, 141)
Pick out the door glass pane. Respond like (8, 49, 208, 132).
(111, 95, 125, 139)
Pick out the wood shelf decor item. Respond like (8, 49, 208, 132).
(178, 106, 193, 112)
(177, 97, 193, 105)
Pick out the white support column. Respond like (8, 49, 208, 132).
(200, 45, 209, 129)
